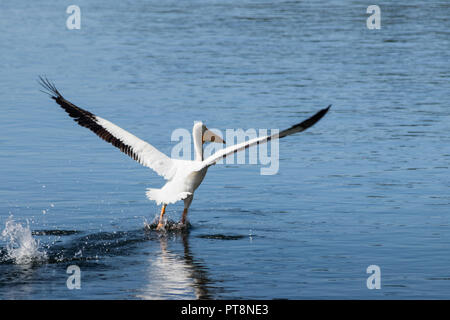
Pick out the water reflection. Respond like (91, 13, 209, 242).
(138, 231, 212, 300)
(0, 264, 36, 299)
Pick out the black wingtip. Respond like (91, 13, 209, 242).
(320, 104, 332, 115)
(278, 104, 332, 138)
(321, 104, 332, 117)
(38, 76, 61, 100)
(307, 104, 331, 126)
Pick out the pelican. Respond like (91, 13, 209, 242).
(39, 77, 330, 230)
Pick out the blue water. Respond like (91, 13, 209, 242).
(0, 0, 449, 299)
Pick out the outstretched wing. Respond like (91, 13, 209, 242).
(202, 105, 331, 167)
(39, 76, 176, 180)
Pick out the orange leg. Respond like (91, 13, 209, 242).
(181, 208, 188, 225)
(156, 204, 167, 230)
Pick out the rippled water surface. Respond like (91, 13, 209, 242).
(0, 1, 449, 299)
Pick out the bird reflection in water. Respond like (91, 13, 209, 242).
(137, 228, 213, 300)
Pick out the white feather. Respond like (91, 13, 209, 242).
(95, 116, 177, 180)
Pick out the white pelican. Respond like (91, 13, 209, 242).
(39, 77, 330, 230)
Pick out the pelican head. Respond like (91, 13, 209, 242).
(193, 121, 225, 145)
(192, 121, 225, 161)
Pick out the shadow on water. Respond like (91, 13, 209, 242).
(0, 220, 215, 299)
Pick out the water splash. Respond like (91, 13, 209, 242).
(144, 217, 191, 232)
(1, 217, 47, 264)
